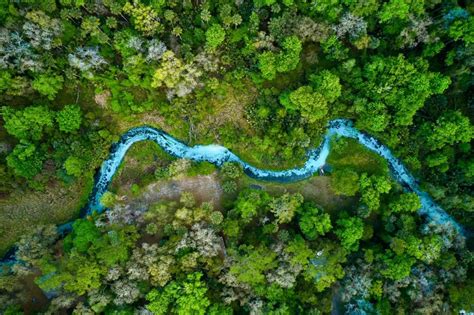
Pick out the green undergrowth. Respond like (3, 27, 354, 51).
(328, 137, 389, 176)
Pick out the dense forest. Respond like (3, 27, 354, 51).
(0, 0, 473, 314)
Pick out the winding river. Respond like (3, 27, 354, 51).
(87, 118, 464, 234)
(0, 118, 466, 266)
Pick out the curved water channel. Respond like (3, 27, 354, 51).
(87, 119, 464, 233)
(1, 119, 466, 267)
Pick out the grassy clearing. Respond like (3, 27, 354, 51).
(240, 176, 354, 213)
(327, 137, 389, 175)
(110, 141, 176, 195)
(0, 177, 93, 256)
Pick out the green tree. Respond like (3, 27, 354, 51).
(331, 168, 359, 196)
(305, 241, 347, 292)
(449, 278, 474, 313)
(229, 245, 277, 286)
(335, 216, 364, 251)
(100, 191, 117, 208)
(1, 105, 54, 141)
(91, 227, 138, 266)
(258, 51, 277, 80)
(56, 104, 82, 133)
(276, 36, 302, 73)
(448, 15, 474, 43)
(359, 173, 391, 211)
(205, 24, 225, 50)
(235, 189, 270, 221)
(379, 0, 411, 22)
(38, 252, 106, 295)
(297, 202, 332, 240)
(64, 156, 83, 177)
(6, 142, 44, 179)
(351, 55, 451, 135)
(284, 86, 328, 122)
(31, 74, 64, 100)
(146, 272, 210, 315)
(285, 235, 314, 267)
(389, 193, 421, 213)
(123, 0, 162, 36)
(380, 251, 415, 280)
(220, 162, 243, 180)
(269, 193, 303, 224)
(309, 70, 341, 103)
(258, 36, 302, 80)
(422, 111, 473, 151)
(69, 219, 101, 253)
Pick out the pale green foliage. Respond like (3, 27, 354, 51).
(220, 162, 243, 180)
(15, 225, 58, 263)
(209, 211, 224, 225)
(100, 191, 117, 208)
(151, 51, 201, 98)
(269, 193, 303, 224)
(229, 245, 277, 286)
(152, 51, 185, 89)
(123, 0, 162, 36)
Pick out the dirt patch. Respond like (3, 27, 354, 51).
(21, 273, 49, 314)
(132, 174, 349, 214)
(134, 173, 223, 209)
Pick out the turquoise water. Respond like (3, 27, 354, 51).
(1, 119, 465, 267)
(87, 119, 464, 235)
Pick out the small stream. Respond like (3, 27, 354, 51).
(87, 119, 464, 234)
(1, 119, 466, 267)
